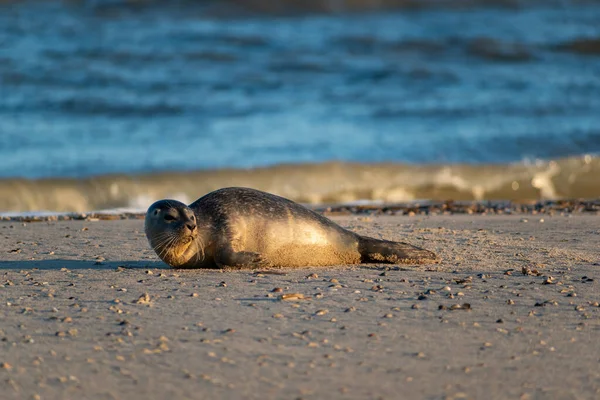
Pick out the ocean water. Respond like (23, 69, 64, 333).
(1, 1, 600, 212)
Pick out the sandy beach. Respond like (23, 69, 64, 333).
(1, 214, 599, 400)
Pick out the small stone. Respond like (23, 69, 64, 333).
(306, 273, 318, 279)
(315, 309, 329, 316)
(272, 314, 284, 319)
(190, 293, 199, 298)
(543, 276, 556, 285)
(134, 293, 151, 304)
(271, 288, 283, 293)
(507, 299, 515, 305)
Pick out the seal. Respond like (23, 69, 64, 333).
(145, 187, 437, 269)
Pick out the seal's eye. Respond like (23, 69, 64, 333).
(153, 210, 159, 216)
(164, 215, 176, 221)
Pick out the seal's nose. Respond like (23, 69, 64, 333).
(186, 222, 196, 232)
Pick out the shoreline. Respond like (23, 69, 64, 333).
(1, 198, 599, 222)
(1, 214, 599, 399)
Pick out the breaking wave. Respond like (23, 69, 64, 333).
(0, 156, 597, 213)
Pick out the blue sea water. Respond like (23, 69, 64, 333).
(1, 1, 600, 211)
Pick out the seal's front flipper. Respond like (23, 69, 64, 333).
(358, 237, 438, 264)
(215, 247, 268, 269)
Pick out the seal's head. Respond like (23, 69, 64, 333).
(144, 199, 204, 268)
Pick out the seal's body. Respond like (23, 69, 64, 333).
(145, 187, 437, 269)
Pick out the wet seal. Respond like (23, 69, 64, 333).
(145, 187, 437, 269)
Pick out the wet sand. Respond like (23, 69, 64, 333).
(1, 214, 599, 400)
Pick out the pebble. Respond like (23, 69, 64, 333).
(135, 293, 151, 304)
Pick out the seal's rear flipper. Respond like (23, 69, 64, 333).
(358, 237, 438, 264)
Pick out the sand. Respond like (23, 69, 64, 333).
(1, 214, 599, 400)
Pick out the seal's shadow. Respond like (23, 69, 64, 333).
(0, 259, 167, 271)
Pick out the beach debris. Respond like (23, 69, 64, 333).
(306, 273, 318, 279)
(254, 270, 287, 276)
(315, 309, 329, 316)
(454, 276, 473, 284)
(542, 276, 557, 285)
(449, 303, 471, 311)
(279, 293, 308, 301)
(271, 287, 283, 293)
(522, 266, 542, 276)
(535, 299, 558, 307)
